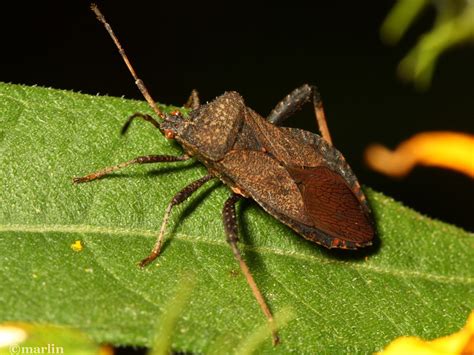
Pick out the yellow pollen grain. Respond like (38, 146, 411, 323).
(71, 240, 84, 252)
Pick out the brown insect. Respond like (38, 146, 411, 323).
(74, 4, 376, 345)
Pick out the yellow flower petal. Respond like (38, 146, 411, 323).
(365, 131, 474, 178)
(0, 325, 27, 348)
(378, 311, 474, 354)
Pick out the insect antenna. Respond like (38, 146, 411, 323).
(90, 3, 165, 120)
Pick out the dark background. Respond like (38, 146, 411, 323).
(2, 1, 473, 231)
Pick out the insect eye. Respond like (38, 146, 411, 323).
(164, 129, 176, 139)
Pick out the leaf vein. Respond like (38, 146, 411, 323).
(1, 224, 472, 285)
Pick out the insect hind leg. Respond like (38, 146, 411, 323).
(267, 84, 332, 144)
(222, 193, 280, 345)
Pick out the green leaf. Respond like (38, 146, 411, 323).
(0, 82, 473, 353)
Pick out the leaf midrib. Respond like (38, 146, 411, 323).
(2, 223, 472, 285)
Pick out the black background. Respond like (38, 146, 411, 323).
(2, 1, 473, 231)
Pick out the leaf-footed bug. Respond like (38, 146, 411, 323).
(74, 4, 376, 345)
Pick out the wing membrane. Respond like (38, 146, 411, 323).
(288, 166, 374, 243)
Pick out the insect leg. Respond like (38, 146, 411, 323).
(223, 193, 280, 345)
(267, 84, 332, 144)
(184, 89, 200, 110)
(139, 174, 214, 267)
(72, 154, 190, 184)
(121, 113, 161, 135)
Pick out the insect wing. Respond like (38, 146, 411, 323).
(219, 150, 310, 225)
(287, 166, 375, 245)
